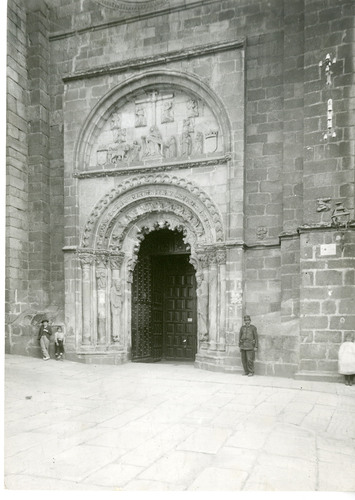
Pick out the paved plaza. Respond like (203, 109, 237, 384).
(4, 354, 355, 491)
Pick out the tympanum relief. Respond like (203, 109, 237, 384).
(92, 90, 221, 170)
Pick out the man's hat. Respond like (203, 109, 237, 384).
(41, 318, 49, 323)
(244, 315, 251, 320)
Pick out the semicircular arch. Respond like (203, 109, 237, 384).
(81, 174, 225, 250)
(74, 69, 232, 172)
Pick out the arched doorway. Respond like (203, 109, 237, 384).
(131, 228, 197, 362)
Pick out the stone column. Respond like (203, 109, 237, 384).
(95, 254, 108, 345)
(208, 250, 218, 350)
(79, 252, 95, 345)
(216, 248, 227, 350)
(109, 252, 125, 345)
(196, 269, 209, 343)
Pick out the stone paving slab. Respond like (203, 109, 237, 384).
(4, 354, 355, 492)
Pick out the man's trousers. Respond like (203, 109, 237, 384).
(40, 336, 50, 359)
(240, 349, 255, 374)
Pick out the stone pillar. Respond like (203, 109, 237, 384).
(208, 251, 218, 349)
(196, 269, 208, 343)
(79, 252, 95, 345)
(109, 252, 125, 345)
(95, 254, 108, 345)
(216, 248, 227, 350)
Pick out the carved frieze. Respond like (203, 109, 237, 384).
(90, 90, 222, 171)
(94, 0, 168, 13)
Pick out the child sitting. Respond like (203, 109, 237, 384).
(54, 326, 65, 361)
(338, 333, 355, 386)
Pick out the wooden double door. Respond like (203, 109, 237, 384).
(131, 253, 197, 362)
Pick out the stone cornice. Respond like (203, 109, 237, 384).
(51, 0, 224, 41)
(73, 154, 232, 178)
(62, 39, 244, 83)
(298, 222, 355, 233)
(62, 246, 78, 253)
(244, 240, 280, 250)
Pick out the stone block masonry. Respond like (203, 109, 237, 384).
(299, 230, 355, 377)
(27, 3, 51, 308)
(6, 0, 29, 346)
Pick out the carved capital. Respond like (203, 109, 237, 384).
(216, 248, 227, 265)
(109, 252, 125, 270)
(95, 252, 109, 267)
(78, 251, 95, 268)
(197, 251, 210, 269)
(208, 251, 217, 265)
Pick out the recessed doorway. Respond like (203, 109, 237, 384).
(131, 229, 197, 362)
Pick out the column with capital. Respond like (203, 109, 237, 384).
(79, 252, 95, 345)
(208, 251, 218, 350)
(96, 254, 108, 345)
(109, 252, 125, 345)
(216, 248, 227, 350)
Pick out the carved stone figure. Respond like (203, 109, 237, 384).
(196, 271, 208, 341)
(187, 98, 199, 117)
(181, 130, 192, 157)
(181, 118, 194, 157)
(161, 100, 174, 123)
(256, 226, 267, 240)
(107, 113, 129, 163)
(142, 126, 163, 156)
(165, 136, 177, 159)
(96, 268, 107, 290)
(127, 140, 141, 163)
(135, 105, 147, 127)
(110, 112, 121, 139)
(317, 198, 331, 212)
(194, 131, 203, 154)
(110, 278, 123, 342)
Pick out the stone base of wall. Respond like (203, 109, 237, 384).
(195, 349, 242, 373)
(294, 370, 343, 383)
(73, 352, 130, 365)
(255, 361, 298, 378)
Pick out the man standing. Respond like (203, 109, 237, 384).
(239, 315, 258, 376)
(38, 319, 52, 360)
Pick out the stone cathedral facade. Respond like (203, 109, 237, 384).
(6, 0, 355, 380)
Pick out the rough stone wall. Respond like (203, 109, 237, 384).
(6, 0, 29, 333)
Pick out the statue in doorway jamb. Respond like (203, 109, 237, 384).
(239, 315, 258, 377)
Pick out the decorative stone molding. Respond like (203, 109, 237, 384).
(105, 200, 203, 252)
(73, 154, 231, 179)
(63, 40, 244, 82)
(81, 174, 224, 248)
(52, 1, 224, 41)
(94, 0, 168, 12)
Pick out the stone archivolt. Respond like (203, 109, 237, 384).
(81, 174, 224, 249)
